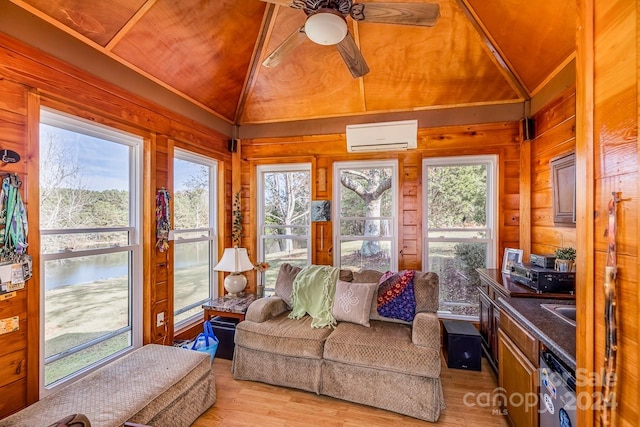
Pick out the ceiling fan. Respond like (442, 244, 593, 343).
(261, 0, 440, 78)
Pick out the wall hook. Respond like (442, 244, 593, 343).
(0, 150, 20, 164)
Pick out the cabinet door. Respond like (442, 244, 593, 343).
(490, 305, 500, 365)
(498, 330, 538, 427)
(478, 291, 491, 345)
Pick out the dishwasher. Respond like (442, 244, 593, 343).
(539, 349, 577, 427)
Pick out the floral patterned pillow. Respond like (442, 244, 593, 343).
(332, 280, 378, 327)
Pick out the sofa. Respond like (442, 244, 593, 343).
(1, 344, 216, 427)
(232, 264, 445, 422)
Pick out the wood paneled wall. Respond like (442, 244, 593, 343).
(530, 87, 577, 255)
(0, 33, 230, 416)
(0, 79, 36, 417)
(239, 122, 520, 290)
(591, 1, 638, 425)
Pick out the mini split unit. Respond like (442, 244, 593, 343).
(346, 119, 418, 152)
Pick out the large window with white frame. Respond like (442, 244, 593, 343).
(257, 164, 311, 294)
(422, 155, 497, 319)
(334, 160, 398, 272)
(39, 108, 142, 392)
(173, 150, 218, 327)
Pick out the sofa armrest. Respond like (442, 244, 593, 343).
(412, 312, 441, 352)
(245, 296, 289, 323)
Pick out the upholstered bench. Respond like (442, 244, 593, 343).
(0, 344, 216, 427)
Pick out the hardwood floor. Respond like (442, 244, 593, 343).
(193, 355, 509, 426)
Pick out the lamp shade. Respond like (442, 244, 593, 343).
(305, 12, 348, 46)
(213, 248, 254, 273)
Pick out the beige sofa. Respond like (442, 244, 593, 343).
(232, 264, 445, 422)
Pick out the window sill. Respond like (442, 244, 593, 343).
(174, 318, 203, 341)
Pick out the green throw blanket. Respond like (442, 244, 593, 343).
(288, 265, 340, 328)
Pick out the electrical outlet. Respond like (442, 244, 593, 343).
(156, 312, 165, 327)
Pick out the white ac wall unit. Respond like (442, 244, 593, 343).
(346, 119, 418, 153)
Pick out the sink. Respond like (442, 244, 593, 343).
(540, 304, 576, 326)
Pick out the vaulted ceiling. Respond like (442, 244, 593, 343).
(8, 0, 575, 126)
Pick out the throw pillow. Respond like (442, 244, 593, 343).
(274, 263, 301, 309)
(332, 280, 377, 327)
(377, 270, 416, 322)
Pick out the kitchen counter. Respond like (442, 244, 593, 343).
(497, 296, 576, 370)
(477, 269, 576, 370)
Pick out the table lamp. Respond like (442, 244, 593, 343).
(213, 247, 254, 296)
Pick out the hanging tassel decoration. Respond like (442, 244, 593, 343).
(156, 188, 171, 252)
(600, 192, 620, 426)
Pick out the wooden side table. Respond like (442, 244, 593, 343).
(202, 293, 256, 322)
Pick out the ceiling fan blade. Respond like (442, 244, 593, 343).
(259, 0, 304, 8)
(336, 33, 370, 78)
(351, 2, 440, 27)
(262, 26, 307, 68)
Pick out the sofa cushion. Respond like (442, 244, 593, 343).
(323, 320, 441, 378)
(352, 269, 383, 284)
(274, 263, 302, 308)
(235, 312, 333, 359)
(414, 271, 439, 313)
(332, 280, 377, 327)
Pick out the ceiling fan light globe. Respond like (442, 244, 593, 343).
(305, 12, 348, 46)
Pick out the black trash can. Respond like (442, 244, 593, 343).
(210, 316, 240, 360)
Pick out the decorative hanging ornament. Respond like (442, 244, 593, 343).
(155, 188, 171, 252)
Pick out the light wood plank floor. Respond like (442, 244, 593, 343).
(192, 355, 509, 426)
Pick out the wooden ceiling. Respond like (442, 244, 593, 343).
(9, 0, 575, 126)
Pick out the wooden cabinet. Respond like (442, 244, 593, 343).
(498, 328, 538, 427)
(478, 273, 502, 371)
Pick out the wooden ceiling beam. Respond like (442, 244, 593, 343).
(105, 0, 158, 52)
(234, 4, 277, 124)
(239, 101, 524, 139)
(456, 0, 529, 100)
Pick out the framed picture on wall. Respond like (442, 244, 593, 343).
(502, 248, 523, 275)
(311, 200, 331, 222)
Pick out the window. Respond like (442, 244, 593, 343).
(39, 108, 142, 392)
(173, 150, 218, 327)
(422, 155, 497, 319)
(257, 164, 311, 294)
(334, 160, 398, 272)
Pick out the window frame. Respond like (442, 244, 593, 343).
(39, 107, 143, 395)
(422, 154, 498, 321)
(332, 159, 399, 272)
(172, 148, 218, 329)
(256, 163, 312, 294)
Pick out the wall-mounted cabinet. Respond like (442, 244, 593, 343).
(550, 152, 576, 226)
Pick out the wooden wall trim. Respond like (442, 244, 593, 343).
(576, 0, 595, 425)
(142, 133, 156, 345)
(519, 139, 531, 260)
(25, 90, 41, 404)
(239, 104, 524, 139)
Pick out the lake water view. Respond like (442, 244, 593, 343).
(44, 244, 210, 290)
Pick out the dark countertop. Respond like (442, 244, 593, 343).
(477, 269, 577, 370)
(497, 296, 576, 370)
